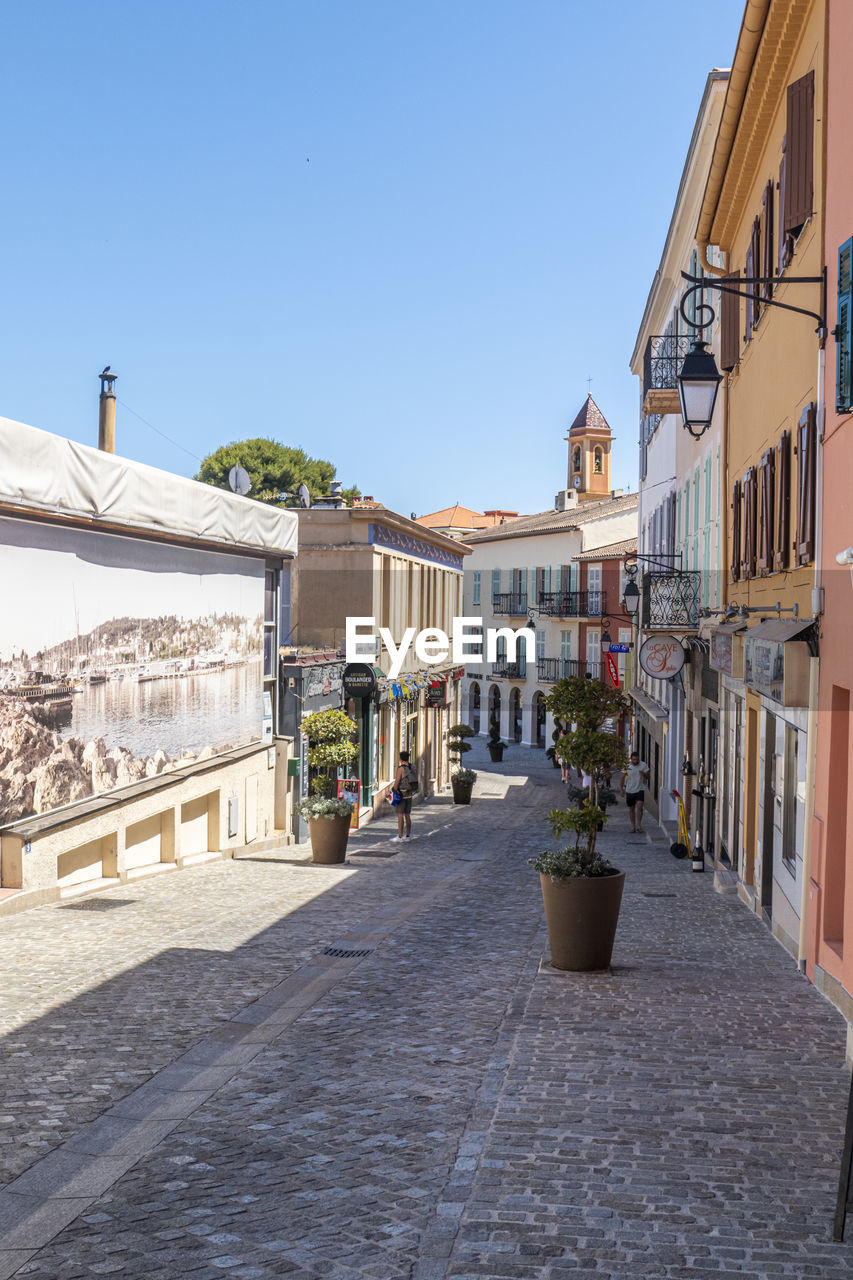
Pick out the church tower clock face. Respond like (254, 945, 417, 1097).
(573, 475, 582, 489)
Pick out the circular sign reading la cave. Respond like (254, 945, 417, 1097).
(342, 663, 377, 700)
(638, 634, 686, 680)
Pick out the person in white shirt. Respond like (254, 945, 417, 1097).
(620, 752, 650, 833)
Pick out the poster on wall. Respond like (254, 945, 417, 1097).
(0, 517, 264, 826)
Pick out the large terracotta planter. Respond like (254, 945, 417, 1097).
(539, 869, 626, 971)
(452, 775, 474, 805)
(308, 814, 350, 865)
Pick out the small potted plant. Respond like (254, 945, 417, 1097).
(533, 677, 630, 970)
(298, 707, 358, 864)
(447, 723, 477, 804)
(487, 707, 505, 762)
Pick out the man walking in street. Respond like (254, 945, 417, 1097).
(621, 751, 650, 833)
(390, 750, 418, 842)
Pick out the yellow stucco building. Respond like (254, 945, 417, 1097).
(700, 0, 824, 955)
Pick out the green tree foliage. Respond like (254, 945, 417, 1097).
(195, 438, 360, 507)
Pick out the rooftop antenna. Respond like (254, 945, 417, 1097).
(228, 465, 251, 496)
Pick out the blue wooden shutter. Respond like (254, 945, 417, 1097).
(836, 237, 853, 413)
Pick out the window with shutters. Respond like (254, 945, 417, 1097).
(795, 403, 817, 565)
(784, 72, 814, 247)
(757, 449, 775, 574)
(836, 237, 853, 413)
(742, 469, 757, 580)
(778, 136, 794, 270)
(721, 271, 741, 371)
(731, 480, 742, 582)
(761, 180, 775, 301)
(472, 570, 481, 607)
(775, 431, 791, 571)
(491, 568, 501, 605)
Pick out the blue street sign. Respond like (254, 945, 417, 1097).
(608, 643, 631, 653)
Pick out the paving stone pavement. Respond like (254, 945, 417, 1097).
(1, 738, 852, 1279)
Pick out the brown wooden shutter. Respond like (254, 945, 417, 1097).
(784, 71, 815, 240)
(778, 138, 793, 270)
(731, 479, 742, 582)
(744, 241, 754, 338)
(775, 430, 790, 571)
(757, 450, 775, 574)
(750, 217, 761, 327)
(761, 180, 774, 301)
(796, 403, 817, 565)
(742, 469, 757, 579)
(721, 271, 740, 371)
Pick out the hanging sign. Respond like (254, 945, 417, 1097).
(608, 643, 631, 654)
(606, 653, 620, 687)
(425, 680, 448, 709)
(342, 663, 377, 700)
(639, 634, 685, 679)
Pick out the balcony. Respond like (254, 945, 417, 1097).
(490, 660, 527, 680)
(641, 571, 701, 630)
(536, 590, 606, 618)
(492, 593, 528, 616)
(642, 334, 692, 417)
(536, 658, 604, 684)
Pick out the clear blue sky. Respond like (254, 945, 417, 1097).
(1, 0, 746, 518)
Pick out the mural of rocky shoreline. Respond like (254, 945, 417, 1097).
(0, 699, 223, 826)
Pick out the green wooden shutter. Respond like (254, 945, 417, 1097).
(836, 237, 853, 413)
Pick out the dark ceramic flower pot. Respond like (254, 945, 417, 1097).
(308, 814, 350, 865)
(488, 743, 505, 762)
(539, 869, 626, 971)
(452, 775, 474, 805)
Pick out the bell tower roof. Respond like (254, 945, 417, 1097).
(565, 394, 612, 438)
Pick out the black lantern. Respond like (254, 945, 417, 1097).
(677, 339, 722, 439)
(600, 625, 612, 655)
(622, 578, 640, 618)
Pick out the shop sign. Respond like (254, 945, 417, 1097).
(426, 680, 448, 709)
(343, 663, 377, 700)
(638, 634, 685, 679)
(744, 635, 809, 706)
(606, 653, 620, 687)
(709, 632, 733, 675)
(452, 667, 465, 680)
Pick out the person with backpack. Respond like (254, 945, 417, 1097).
(390, 750, 418, 842)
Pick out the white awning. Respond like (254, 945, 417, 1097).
(0, 415, 298, 559)
(746, 619, 813, 643)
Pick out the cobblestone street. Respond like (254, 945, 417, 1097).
(0, 741, 851, 1279)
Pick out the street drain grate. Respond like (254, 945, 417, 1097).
(322, 946, 373, 958)
(61, 898, 137, 912)
(642, 892, 676, 898)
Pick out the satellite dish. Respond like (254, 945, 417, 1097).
(298, 483, 311, 508)
(228, 466, 251, 496)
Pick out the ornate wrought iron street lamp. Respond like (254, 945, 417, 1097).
(676, 267, 827, 440)
(677, 339, 723, 439)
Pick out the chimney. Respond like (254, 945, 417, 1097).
(554, 489, 579, 512)
(98, 367, 118, 453)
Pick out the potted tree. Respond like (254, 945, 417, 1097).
(297, 707, 358, 864)
(531, 677, 629, 970)
(487, 707, 505, 762)
(447, 723, 477, 804)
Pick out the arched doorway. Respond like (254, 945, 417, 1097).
(533, 691, 546, 748)
(510, 688, 522, 743)
(470, 682, 481, 735)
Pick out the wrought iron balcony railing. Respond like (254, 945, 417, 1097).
(490, 660, 527, 680)
(536, 590, 606, 618)
(492, 593, 528, 616)
(536, 658, 604, 684)
(643, 333, 693, 399)
(641, 570, 701, 630)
